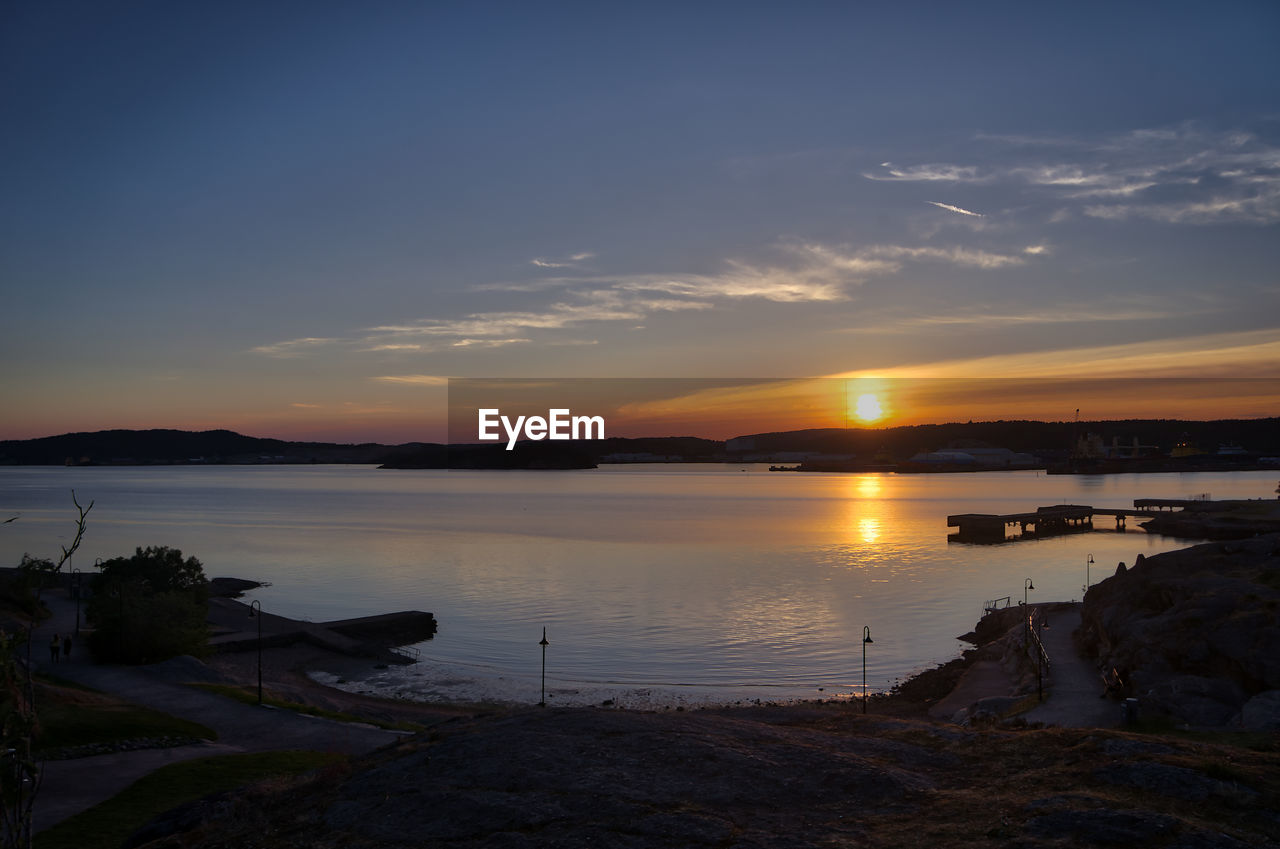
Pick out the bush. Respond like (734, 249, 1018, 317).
(86, 547, 209, 664)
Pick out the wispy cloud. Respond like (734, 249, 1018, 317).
(870, 125, 1280, 225)
(254, 238, 1033, 358)
(862, 306, 1183, 333)
(1083, 189, 1280, 225)
(364, 290, 713, 344)
(859, 328, 1280, 380)
(530, 251, 596, 268)
(251, 337, 341, 357)
(927, 201, 984, 217)
(370, 375, 449, 386)
(450, 338, 530, 348)
(859, 244, 1026, 270)
(866, 162, 985, 182)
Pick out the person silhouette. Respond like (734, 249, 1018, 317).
(62, 633, 72, 659)
(50, 633, 60, 663)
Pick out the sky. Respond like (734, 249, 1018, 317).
(3, 1, 1279, 443)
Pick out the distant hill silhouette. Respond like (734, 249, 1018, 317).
(2, 420, 1276, 468)
(0, 429, 724, 469)
(0, 429, 404, 466)
(723, 418, 1280, 460)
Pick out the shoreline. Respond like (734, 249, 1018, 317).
(202, 600, 1000, 725)
(205, 497, 1280, 720)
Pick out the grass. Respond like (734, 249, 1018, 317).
(1129, 715, 1279, 752)
(34, 750, 344, 849)
(189, 682, 427, 733)
(33, 678, 216, 753)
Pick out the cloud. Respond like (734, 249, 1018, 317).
(364, 289, 713, 345)
(1084, 188, 1280, 225)
(450, 338, 530, 348)
(612, 267, 849, 303)
(530, 251, 596, 268)
(871, 125, 1280, 225)
(370, 375, 449, 386)
(860, 327, 1280, 381)
(605, 241, 1026, 303)
(859, 244, 1027, 270)
(866, 305, 1182, 332)
(865, 162, 985, 182)
(254, 238, 1032, 358)
(250, 337, 341, 357)
(927, 201, 984, 217)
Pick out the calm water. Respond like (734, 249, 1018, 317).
(2, 465, 1273, 707)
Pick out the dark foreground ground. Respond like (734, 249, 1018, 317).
(135, 701, 1278, 849)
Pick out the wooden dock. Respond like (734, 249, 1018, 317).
(947, 502, 1166, 542)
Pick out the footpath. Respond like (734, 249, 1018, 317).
(27, 589, 408, 835)
(927, 603, 1123, 728)
(1023, 605, 1122, 728)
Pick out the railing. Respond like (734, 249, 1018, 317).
(983, 596, 1011, 615)
(390, 644, 421, 663)
(1026, 609, 1051, 701)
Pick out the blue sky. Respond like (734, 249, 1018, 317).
(3, 2, 1279, 441)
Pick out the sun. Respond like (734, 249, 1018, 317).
(854, 393, 883, 423)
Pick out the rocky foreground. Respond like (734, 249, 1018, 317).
(1080, 532, 1280, 728)
(134, 703, 1278, 849)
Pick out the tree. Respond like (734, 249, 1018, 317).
(86, 546, 209, 664)
(0, 633, 39, 849)
(0, 491, 90, 849)
(93, 546, 208, 598)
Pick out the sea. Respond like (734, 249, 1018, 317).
(1, 464, 1273, 708)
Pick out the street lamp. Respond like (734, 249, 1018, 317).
(248, 600, 263, 704)
(1024, 578, 1035, 644)
(538, 627, 549, 707)
(1084, 554, 1094, 596)
(862, 626, 873, 715)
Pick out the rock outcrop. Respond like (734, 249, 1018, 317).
(1078, 534, 1280, 727)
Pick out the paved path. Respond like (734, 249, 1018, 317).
(927, 660, 1015, 722)
(1024, 606, 1122, 728)
(39, 743, 240, 833)
(27, 586, 408, 834)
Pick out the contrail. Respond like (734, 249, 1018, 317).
(927, 201, 984, 217)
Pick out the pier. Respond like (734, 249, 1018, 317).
(207, 597, 437, 664)
(947, 502, 1165, 543)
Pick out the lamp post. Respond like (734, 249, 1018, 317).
(1084, 554, 1094, 596)
(538, 627, 549, 707)
(249, 600, 263, 704)
(862, 626, 873, 714)
(1023, 578, 1035, 645)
